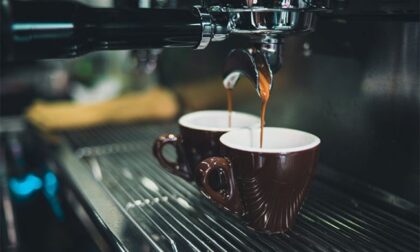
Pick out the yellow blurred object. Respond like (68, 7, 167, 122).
(176, 77, 256, 111)
(26, 87, 179, 131)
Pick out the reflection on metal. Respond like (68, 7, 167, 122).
(126, 196, 170, 210)
(2, 185, 18, 247)
(76, 142, 149, 158)
(176, 197, 192, 210)
(0, 116, 25, 134)
(44, 171, 58, 196)
(1, 151, 18, 250)
(12, 23, 74, 31)
(360, 23, 419, 98)
(122, 168, 134, 180)
(141, 177, 159, 192)
(88, 157, 103, 181)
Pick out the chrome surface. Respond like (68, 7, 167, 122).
(206, 0, 328, 36)
(207, 0, 330, 12)
(0, 116, 25, 134)
(57, 123, 420, 251)
(0, 146, 19, 251)
(210, 7, 328, 12)
(192, 0, 328, 84)
(207, 0, 318, 95)
(228, 11, 317, 34)
(195, 7, 213, 50)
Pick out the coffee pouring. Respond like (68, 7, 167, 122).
(223, 47, 276, 147)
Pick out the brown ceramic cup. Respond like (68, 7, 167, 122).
(196, 127, 321, 233)
(153, 110, 259, 181)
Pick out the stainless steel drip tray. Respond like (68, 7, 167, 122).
(55, 123, 420, 252)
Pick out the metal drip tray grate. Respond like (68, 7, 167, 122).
(59, 124, 420, 252)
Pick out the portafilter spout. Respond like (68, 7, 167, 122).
(223, 40, 282, 97)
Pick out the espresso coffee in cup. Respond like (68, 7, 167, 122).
(153, 110, 259, 181)
(196, 127, 320, 233)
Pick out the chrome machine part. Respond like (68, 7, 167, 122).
(206, 0, 330, 94)
(195, 0, 330, 49)
(195, 7, 214, 50)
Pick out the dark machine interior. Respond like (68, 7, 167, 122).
(1, 0, 419, 251)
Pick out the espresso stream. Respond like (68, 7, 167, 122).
(258, 71, 270, 148)
(225, 72, 270, 148)
(227, 88, 233, 128)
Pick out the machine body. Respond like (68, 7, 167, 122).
(1, 0, 418, 94)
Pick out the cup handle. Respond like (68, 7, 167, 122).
(197, 157, 243, 214)
(153, 134, 192, 181)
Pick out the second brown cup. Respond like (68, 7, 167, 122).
(196, 127, 320, 233)
(153, 110, 259, 181)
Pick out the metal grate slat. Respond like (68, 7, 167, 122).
(102, 159, 230, 252)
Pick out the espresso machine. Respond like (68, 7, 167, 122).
(3, 0, 417, 91)
(1, 0, 419, 251)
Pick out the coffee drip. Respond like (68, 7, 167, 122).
(223, 48, 273, 148)
(226, 88, 233, 128)
(225, 72, 270, 148)
(258, 71, 271, 148)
